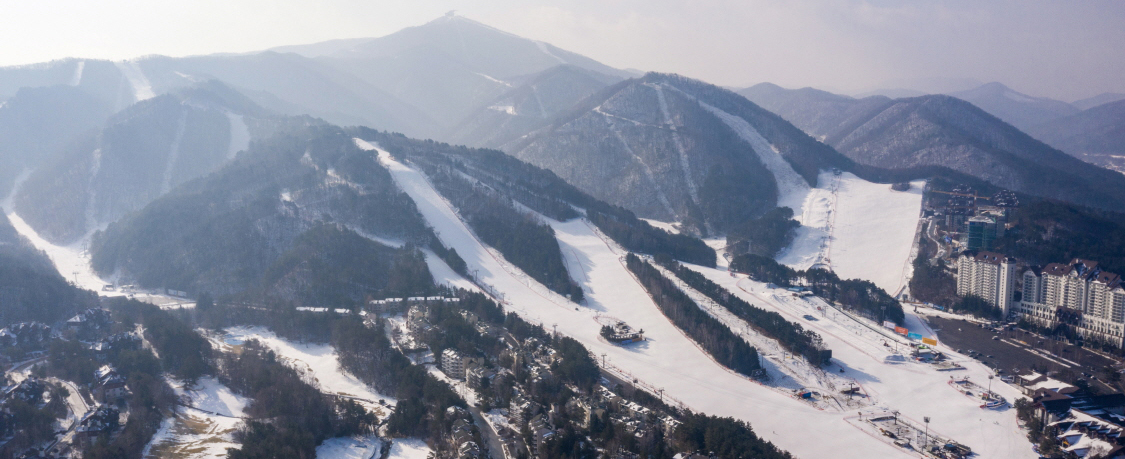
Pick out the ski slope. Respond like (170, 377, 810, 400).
(361, 137, 927, 459)
(115, 60, 156, 102)
(777, 171, 925, 295)
(4, 212, 111, 292)
(688, 94, 926, 295)
(687, 264, 1034, 459)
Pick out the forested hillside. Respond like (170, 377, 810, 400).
(89, 123, 450, 305)
(1031, 99, 1125, 175)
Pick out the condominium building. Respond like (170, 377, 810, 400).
(1015, 259, 1125, 347)
(956, 250, 1017, 316)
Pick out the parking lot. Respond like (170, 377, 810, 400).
(928, 316, 1118, 388)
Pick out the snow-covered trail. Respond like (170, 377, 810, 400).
(650, 83, 700, 209)
(115, 60, 155, 102)
(84, 148, 103, 232)
(362, 138, 911, 459)
(600, 113, 676, 218)
(695, 100, 810, 212)
(70, 61, 85, 87)
(225, 113, 251, 160)
(160, 113, 188, 195)
(690, 265, 1034, 459)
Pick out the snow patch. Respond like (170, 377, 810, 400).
(143, 377, 246, 458)
(317, 436, 383, 459)
(779, 171, 924, 294)
(536, 41, 567, 64)
(487, 104, 517, 115)
(639, 218, 680, 235)
(70, 61, 85, 86)
(4, 212, 109, 292)
(226, 113, 251, 160)
(473, 72, 511, 87)
(173, 376, 249, 418)
(386, 438, 432, 459)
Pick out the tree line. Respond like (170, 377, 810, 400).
(424, 165, 585, 302)
(626, 254, 762, 377)
(730, 254, 905, 325)
(653, 254, 830, 366)
(220, 339, 376, 459)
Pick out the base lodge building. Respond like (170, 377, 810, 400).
(956, 251, 1125, 347)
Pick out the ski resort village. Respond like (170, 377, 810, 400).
(2, 5, 1125, 459)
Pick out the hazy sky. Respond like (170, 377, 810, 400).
(3, 0, 1123, 101)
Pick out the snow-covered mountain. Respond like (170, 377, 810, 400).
(503, 73, 851, 236)
(131, 52, 438, 138)
(272, 13, 634, 128)
(446, 64, 623, 148)
(12, 81, 265, 244)
(740, 83, 1125, 212)
(88, 122, 441, 301)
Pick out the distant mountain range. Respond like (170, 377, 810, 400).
(947, 82, 1080, 133)
(1031, 99, 1125, 175)
(740, 83, 1125, 211)
(12, 81, 268, 244)
(2, 13, 1124, 253)
(270, 14, 634, 132)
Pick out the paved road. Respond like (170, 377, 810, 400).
(469, 405, 507, 459)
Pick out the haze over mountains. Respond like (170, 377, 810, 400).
(1, 12, 1123, 459)
(740, 83, 1125, 211)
